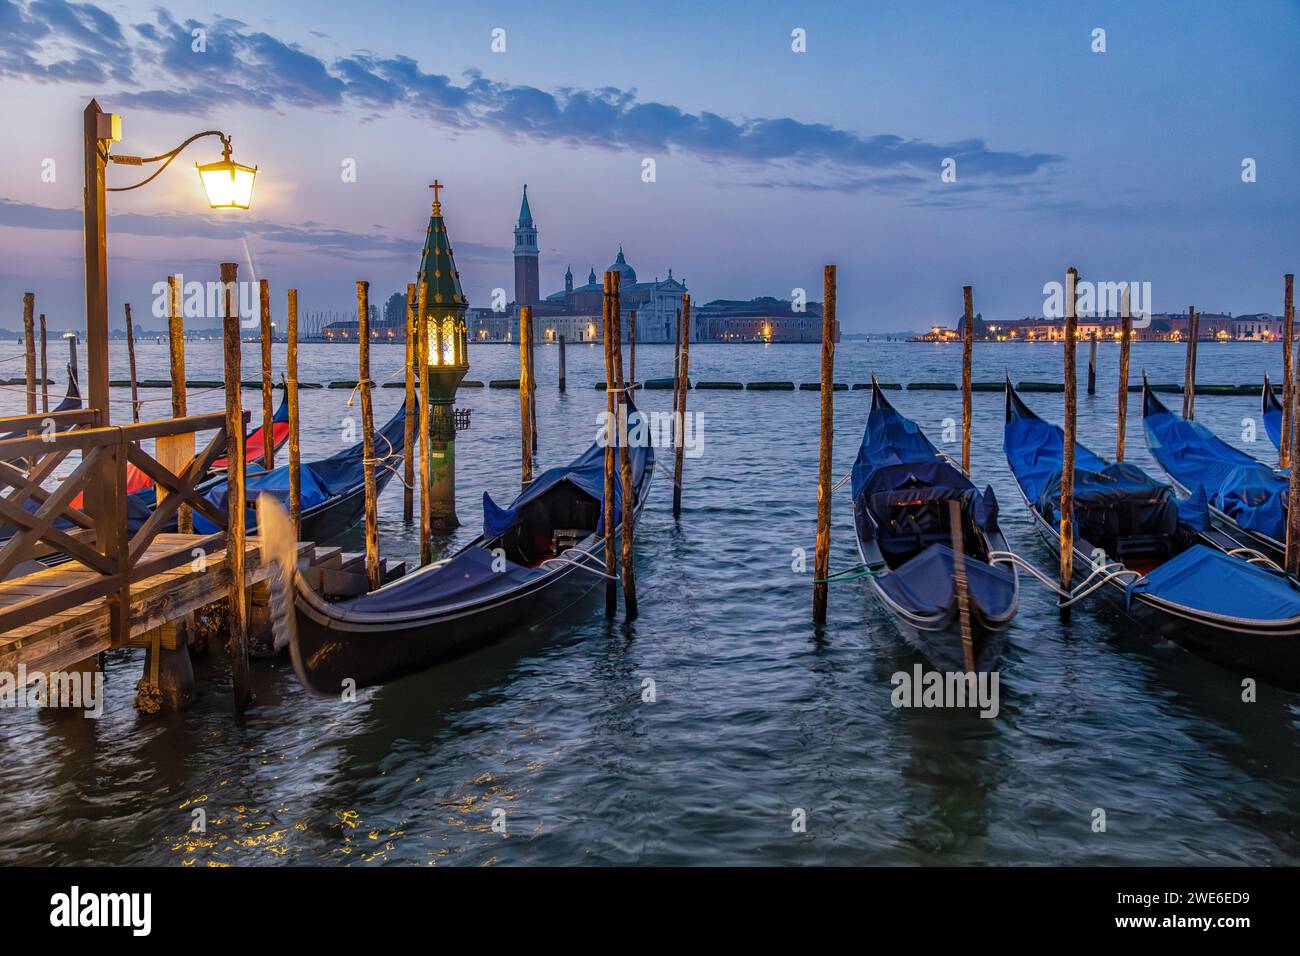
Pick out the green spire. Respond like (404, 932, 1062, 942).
(518, 184, 533, 227)
(417, 180, 466, 312)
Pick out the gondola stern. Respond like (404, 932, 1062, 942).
(254, 493, 302, 658)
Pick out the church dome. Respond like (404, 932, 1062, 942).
(606, 246, 636, 285)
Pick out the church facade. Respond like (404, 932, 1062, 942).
(466, 186, 688, 344)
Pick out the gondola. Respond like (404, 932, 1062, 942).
(194, 401, 408, 543)
(1142, 374, 1288, 565)
(212, 387, 291, 471)
(1006, 379, 1300, 687)
(0, 364, 81, 447)
(851, 378, 1017, 671)
(1262, 373, 1284, 451)
(255, 397, 654, 694)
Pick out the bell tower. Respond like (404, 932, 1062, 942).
(513, 184, 539, 306)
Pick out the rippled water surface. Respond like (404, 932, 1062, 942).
(2, 338, 1298, 865)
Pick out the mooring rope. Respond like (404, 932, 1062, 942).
(987, 549, 1141, 607)
(815, 561, 883, 584)
(540, 548, 617, 580)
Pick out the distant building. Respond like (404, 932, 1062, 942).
(695, 297, 834, 343)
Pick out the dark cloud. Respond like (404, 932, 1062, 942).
(0, 1, 1062, 190)
(0, 197, 511, 264)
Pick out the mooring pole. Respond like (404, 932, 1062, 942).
(1116, 286, 1132, 462)
(167, 276, 192, 534)
(1087, 331, 1098, 397)
(356, 280, 381, 592)
(1060, 267, 1079, 621)
(67, 331, 78, 386)
(673, 295, 692, 517)
(38, 313, 48, 413)
(402, 283, 416, 523)
(629, 308, 637, 387)
(961, 285, 974, 473)
(287, 288, 301, 540)
(417, 282, 432, 567)
(259, 279, 274, 470)
(528, 316, 538, 456)
(1285, 274, 1296, 469)
(123, 303, 140, 422)
(558, 333, 567, 393)
(1188, 308, 1201, 420)
(813, 265, 836, 626)
(22, 293, 36, 416)
(602, 271, 619, 618)
(520, 305, 534, 485)
(611, 297, 637, 619)
(1182, 305, 1195, 419)
(948, 498, 975, 672)
(672, 306, 683, 420)
(1284, 279, 1296, 469)
(221, 261, 251, 711)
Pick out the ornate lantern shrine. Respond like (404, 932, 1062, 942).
(418, 180, 470, 531)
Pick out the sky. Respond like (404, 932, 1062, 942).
(0, 0, 1297, 332)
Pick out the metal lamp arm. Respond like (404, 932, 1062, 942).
(106, 130, 231, 193)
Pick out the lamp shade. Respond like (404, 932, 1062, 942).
(197, 158, 257, 209)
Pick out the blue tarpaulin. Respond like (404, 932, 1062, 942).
(875, 542, 1016, 617)
(1143, 389, 1288, 542)
(194, 405, 407, 533)
(1127, 544, 1300, 622)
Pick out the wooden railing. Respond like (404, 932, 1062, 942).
(0, 410, 245, 639)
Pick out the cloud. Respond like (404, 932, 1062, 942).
(0, 197, 511, 264)
(0, 1, 1062, 192)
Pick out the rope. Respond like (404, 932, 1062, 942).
(987, 549, 1141, 607)
(540, 548, 617, 580)
(814, 561, 883, 584)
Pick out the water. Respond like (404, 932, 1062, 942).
(1, 337, 1298, 865)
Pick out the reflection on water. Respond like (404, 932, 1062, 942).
(1, 339, 1297, 865)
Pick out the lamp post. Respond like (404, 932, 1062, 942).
(81, 97, 255, 596)
(418, 180, 469, 531)
(84, 98, 256, 432)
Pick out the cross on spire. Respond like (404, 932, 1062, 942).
(429, 179, 445, 211)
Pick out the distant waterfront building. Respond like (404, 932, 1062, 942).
(695, 296, 834, 343)
(967, 312, 1279, 342)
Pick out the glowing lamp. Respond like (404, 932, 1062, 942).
(197, 144, 257, 209)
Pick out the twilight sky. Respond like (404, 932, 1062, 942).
(0, 0, 1297, 332)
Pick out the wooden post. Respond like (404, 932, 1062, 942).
(38, 313, 48, 413)
(22, 293, 35, 416)
(1060, 268, 1079, 620)
(1285, 275, 1296, 469)
(948, 499, 975, 672)
(259, 279, 274, 470)
(357, 281, 381, 592)
(402, 283, 416, 523)
(221, 261, 251, 710)
(672, 307, 683, 419)
(1284, 279, 1295, 469)
(558, 334, 567, 393)
(520, 306, 534, 484)
(812, 266, 836, 625)
(1116, 287, 1132, 462)
(611, 297, 638, 618)
(1182, 305, 1195, 419)
(418, 282, 432, 566)
(961, 285, 973, 473)
(124, 303, 140, 422)
(602, 271, 619, 618)
(1087, 331, 1098, 396)
(67, 332, 78, 385)
(287, 288, 302, 539)
(673, 295, 692, 517)
(167, 275, 192, 533)
(1187, 308, 1200, 420)
(527, 308, 538, 454)
(629, 308, 637, 387)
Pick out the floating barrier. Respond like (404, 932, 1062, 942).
(696, 381, 744, 390)
(799, 382, 847, 391)
(855, 382, 901, 390)
(489, 378, 520, 389)
(906, 382, 958, 390)
(748, 381, 795, 391)
(461, 380, 485, 388)
(644, 378, 676, 389)
(1016, 381, 1063, 392)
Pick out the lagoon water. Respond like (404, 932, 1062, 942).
(1, 337, 1298, 865)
